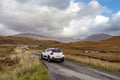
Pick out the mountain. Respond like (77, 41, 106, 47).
(105, 36, 120, 41)
(83, 33, 112, 41)
(14, 33, 76, 42)
(13, 33, 113, 42)
(14, 33, 57, 41)
(0, 36, 60, 45)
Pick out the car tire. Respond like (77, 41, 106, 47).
(47, 56, 51, 62)
(41, 54, 44, 59)
(61, 58, 64, 62)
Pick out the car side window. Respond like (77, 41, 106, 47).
(45, 49, 48, 52)
(45, 49, 50, 52)
(47, 49, 50, 52)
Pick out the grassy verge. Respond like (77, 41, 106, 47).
(0, 46, 18, 72)
(66, 55, 120, 74)
(0, 46, 16, 58)
(72, 52, 120, 62)
(0, 47, 49, 80)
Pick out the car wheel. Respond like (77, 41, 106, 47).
(41, 54, 44, 59)
(61, 58, 64, 62)
(47, 56, 51, 62)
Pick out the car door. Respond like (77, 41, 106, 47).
(43, 49, 49, 58)
(42, 49, 46, 58)
(45, 49, 50, 57)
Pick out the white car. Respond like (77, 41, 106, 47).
(41, 48, 65, 62)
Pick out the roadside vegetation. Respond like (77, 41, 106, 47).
(63, 37, 120, 74)
(0, 36, 120, 74)
(0, 46, 16, 58)
(66, 55, 120, 74)
(32, 36, 120, 74)
(0, 47, 49, 80)
(0, 46, 17, 72)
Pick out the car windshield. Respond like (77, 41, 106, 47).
(52, 49, 62, 52)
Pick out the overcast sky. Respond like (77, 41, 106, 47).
(0, 0, 120, 39)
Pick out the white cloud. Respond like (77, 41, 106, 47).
(0, 23, 18, 36)
(93, 15, 109, 26)
(107, 11, 120, 31)
(0, 0, 119, 39)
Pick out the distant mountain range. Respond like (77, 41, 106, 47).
(14, 33, 76, 42)
(0, 33, 119, 45)
(14, 33, 57, 41)
(105, 36, 120, 41)
(82, 33, 112, 41)
(13, 33, 113, 42)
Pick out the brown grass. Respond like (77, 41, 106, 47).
(0, 55, 20, 71)
(0, 36, 60, 45)
(0, 47, 49, 80)
(0, 46, 20, 72)
(73, 52, 120, 62)
(66, 55, 120, 74)
(0, 36, 120, 74)
(0, 46, 16, 58)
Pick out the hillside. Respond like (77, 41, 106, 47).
(0, 36, 120, 52)
(105, 36, 120, 41)
(14, 33, 77, 42)
(14, 33, 113, 42)
(67, 36, 120, 53)
(0, 36, 120, 74)
(14, 33, 57, 41)
(83, 33, 112, 41)
(0, 36, 120, 53)
(0, 36, 59, 45)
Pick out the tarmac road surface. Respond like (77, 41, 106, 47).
(33, 52, 120, 80)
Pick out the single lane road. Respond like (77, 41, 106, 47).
(33, 52, 120, 80)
